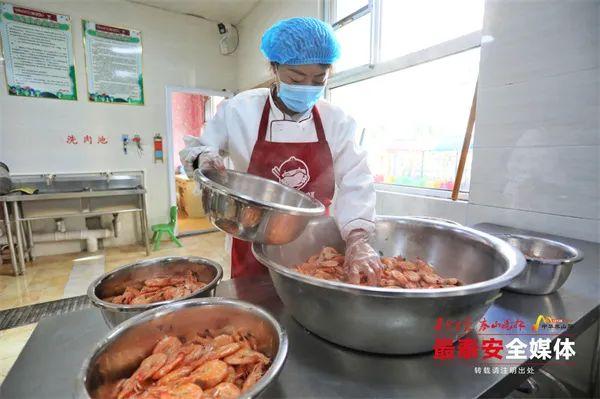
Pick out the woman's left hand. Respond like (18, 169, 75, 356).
(343, 229, 383, 285)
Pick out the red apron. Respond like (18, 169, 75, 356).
(231, 99, 335, 278)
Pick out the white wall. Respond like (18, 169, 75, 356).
(235, 0, 321, 90)
(465, 0, 599, 241)
(0, 0, 236, 253)
(377, 0, 599, 242)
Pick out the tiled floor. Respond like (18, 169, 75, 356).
(0, 231, 229, 311)
(0, 323, 36, 384)
(0, 231, 229, 384)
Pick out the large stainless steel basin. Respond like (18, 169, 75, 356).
(253, 216, 525, 354)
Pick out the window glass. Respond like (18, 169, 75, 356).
(329, 48, 480, 192)
(334, 14, 371, 72)
(335, 0, 369, 21)
(380, 0, 484, 61)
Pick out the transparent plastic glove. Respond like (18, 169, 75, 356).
(197, 152, 225, 172)
(343, 229, 383, 286)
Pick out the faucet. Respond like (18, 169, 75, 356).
(102, 172, 112, 183)
(45, 174, 55, 186)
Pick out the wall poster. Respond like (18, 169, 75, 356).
(0, 2, 77, 100)
(82, 20, 144, 105)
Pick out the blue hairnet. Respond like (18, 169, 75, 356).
(260, 17, 341, 65)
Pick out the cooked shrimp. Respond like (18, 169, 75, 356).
(398, 261, 417, 271)
(415, 258, 434, 273)
(144, 277, 172, 287)
(211, 343, 242, 359)
(390, 270, 409, 287)
(205, 382, 242, 399)
(421, 273, 442, 285)
(403, 270, 421, 283)
(319, 260, 339, 267)
(188, 359, 228, 389)
(212, 334, 234, 347)
(380, 257, 396, 268)
(157, 365, 194, 386)
(183, 345, 209, 365)
(223, 348, 270, 366)
(130, 292, 163, 305)
(149, 382, 203, 399)
(153, 336, 182, 355)
(152, 352, 184, 380)
(318, 247, 339, 261)
(224, 366, 236, 384)
(114, 330, 272, 399)
(241, 363, 264, 392)
(133, 353, 167, 381)
(104, 271, 207, 305)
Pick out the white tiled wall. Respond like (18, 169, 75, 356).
(377, 0, 600, 242)
(376, 190, 468, 225)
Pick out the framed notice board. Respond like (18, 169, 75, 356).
(0, 2, 77, 100)
(82, 19, 144, 105)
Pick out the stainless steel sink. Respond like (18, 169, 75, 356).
(11, 173, 143, 194)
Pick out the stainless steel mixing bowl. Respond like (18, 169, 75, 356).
(253, 216, 525, 354)
(88, 256, 223, 328)
(79, 298, 288, 399)
(412, 216, 462, 226)
(195, 169, 325, 244)
(499, 234, 583, 295)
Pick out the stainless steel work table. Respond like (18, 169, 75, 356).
(1, 188, 150, 275)
(0, 224, 598, 398)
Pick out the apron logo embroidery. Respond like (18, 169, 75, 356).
(272, 156, 310, 190)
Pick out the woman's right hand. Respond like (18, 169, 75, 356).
(343, 229, 383, 286)
(196, 152, 225, 172)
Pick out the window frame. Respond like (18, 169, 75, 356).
(324, 0, 482, 199)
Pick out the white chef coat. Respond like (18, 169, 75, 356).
(180, 88, 375, 240)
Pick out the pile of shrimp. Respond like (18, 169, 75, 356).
(112, 329, 271, 399)
(103, 270, 206, 305)
(295, 247, 463, 288)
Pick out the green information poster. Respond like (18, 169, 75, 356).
(83, 20, 144, 105)
(0, 2, 77, 100)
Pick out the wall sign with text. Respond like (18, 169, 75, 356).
(0, 2, 77, 100)
(82, 20, 144, 105)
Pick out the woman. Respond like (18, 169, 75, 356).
(180, 17, 382, 284)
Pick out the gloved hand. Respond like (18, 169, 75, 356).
(196, 152, 225, 172)
(343, 229, 383, 286)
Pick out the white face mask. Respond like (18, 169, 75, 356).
(276, 76, 325, 113)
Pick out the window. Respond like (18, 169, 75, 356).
(380, 0, 484, 62)
(327, 0, 483, 196)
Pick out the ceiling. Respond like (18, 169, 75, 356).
(130, 0, 261, 25)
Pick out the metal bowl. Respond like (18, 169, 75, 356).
(88, 256, 223, 328)
(253, 216, 525, 354)
(499, 234, 583, 295)
(412, 216, 462, 226)
(195, 169, 325, 245)
(79, 298, 288, 399)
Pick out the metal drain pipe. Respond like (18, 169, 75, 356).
(0, 215, 120, 252)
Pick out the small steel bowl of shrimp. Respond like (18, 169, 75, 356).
(78, 298, 288, 399)
(88, 256, 223, 329)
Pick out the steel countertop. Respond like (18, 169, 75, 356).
(0, 223, 598, 398)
